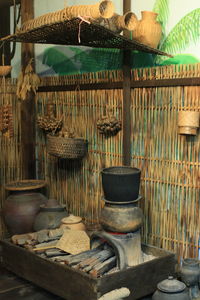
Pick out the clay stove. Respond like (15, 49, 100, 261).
(91, 172, 146, 271)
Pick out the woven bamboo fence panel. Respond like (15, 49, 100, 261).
(0, 78, 22, 238)
(36, 70, 123, 227)
(36, 65, 199, 259)
(130, 65, 200, 260)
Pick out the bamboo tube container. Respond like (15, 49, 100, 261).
(123, 11, 138, 31)
(178, 111, 199, 135)
(64, 1, 115, 19)
(96, 12, 138, 34)
(0, 66, 12, 77)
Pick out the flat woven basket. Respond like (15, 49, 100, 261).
(47, 135, 88, 159)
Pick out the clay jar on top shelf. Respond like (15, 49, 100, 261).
(101, 166, 141, 202)
(3, 180, 47, 235)
(33, 198, 68, 231)
(132, 11, 162, 49)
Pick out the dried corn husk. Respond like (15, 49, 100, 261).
(97, 113, 122, 136)
(16, 59, 40, 101)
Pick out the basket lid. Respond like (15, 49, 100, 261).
(5, 179, 46, 191)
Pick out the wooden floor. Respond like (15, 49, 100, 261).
(0, 266, 152, 299)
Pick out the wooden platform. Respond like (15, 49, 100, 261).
(0, 240, 176, 300)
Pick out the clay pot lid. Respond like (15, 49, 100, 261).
(157, 276, 186, 293)
(40, 199, 66, 210)
(61, 214, 82, 224)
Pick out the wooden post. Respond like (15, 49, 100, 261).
(21, 0, 36, 179)
(122, 0, 131, 166)
(0, 6, 11, 66)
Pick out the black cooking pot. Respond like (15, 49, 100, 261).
(101, 166, 141, 202)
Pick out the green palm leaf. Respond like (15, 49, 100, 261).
(159, 8, 200, 55)
(153, 0, 170, 29)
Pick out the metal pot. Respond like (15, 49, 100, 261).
(152, 276, 190, 300)
(100, 197, 143, 233)
(101, 166, 141, 202)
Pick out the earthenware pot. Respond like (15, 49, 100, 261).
(3, 180, 47, 234)
(180, 258, 200, 299)
(33, 198, 68, 231)
(132, 11, 162, 49)
(100, 196, 143, 233)
(152, 276, 190, 300)
(101, 166, 141, 202)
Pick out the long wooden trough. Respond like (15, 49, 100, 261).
(0, 239, 176, 300)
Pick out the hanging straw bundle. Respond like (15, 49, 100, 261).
(16, 59, 40, 101)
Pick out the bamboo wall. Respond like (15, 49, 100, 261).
(0, 78, 22, 237)
(0, 64, 199, 261)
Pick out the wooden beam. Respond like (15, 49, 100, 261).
(0, 6, 11, 66)
(37, 77, 200, 93)
(122, 0, 132, 166)
(20, 0, 36, 179)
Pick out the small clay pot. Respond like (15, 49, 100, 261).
(60, 214, 86, 231)
(152, 276, 190, 300)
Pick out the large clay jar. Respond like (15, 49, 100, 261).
(101, 166, 141, 202)
(3, 180, 47, 235)
(132, 11, 162, 49)
(33, 198, 68, 231)
(100, 196, 143, 233)
(152, 276, 190, 300)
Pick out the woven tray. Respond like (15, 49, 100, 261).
(5, 180, 46, 191)
(47, 135, 88, 159)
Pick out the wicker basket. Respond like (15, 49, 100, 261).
(0, 66, 12, 76)
(47, 135, 88, 159)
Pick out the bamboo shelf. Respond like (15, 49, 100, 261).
(0, 18, 172, 57)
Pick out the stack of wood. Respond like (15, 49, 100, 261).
(11, 229, 118, 278)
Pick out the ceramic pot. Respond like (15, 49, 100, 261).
(180, 258, 200, 299)
(100, 197, 143, 233)
(101, 166, 141, 202)
(33, 199, 68, 231)
(60, 214, 86, 231)
(132, 11, 162, 49)
(152, 276, 190, 300)
(3, 180, 47, 234)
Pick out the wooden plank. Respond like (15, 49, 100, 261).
(131, 77, 200, 88)
(1, 240, 176, 300)
(37, 77, 200, 92)
(98, 250, 176, 299)
(122, 50, 131, 166)
(1, 240, 98, 300)
(20, 0, 36, 179)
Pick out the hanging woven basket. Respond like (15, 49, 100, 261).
(0, 66, 12, 77)
(47, 135, 88, 159)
